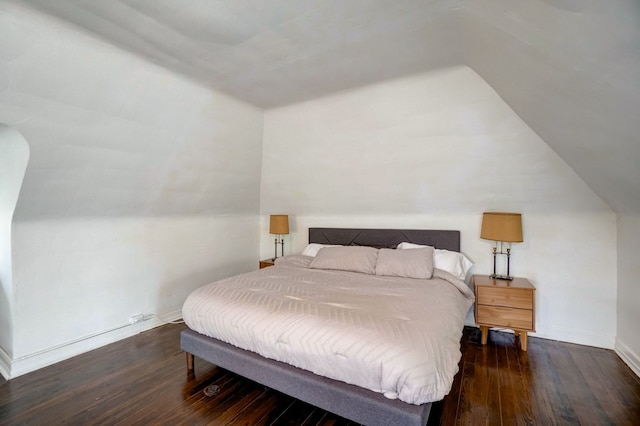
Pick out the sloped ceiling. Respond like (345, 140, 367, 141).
(14, 0, 640, 214)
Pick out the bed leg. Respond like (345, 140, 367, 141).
(186, 352, 194, 372)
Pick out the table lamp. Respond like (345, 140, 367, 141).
(269, 215, 289, 260)
(480, 212, 523, 280)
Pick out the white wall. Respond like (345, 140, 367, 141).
(0, 124, 29, 376)
(10, 215, 258, 375)
(616, 215, 640, 376)
(457, 0, 640, 216)
(0, 3, 263, 377)
(0, 2, 263, 220)
(261, 67, 617, 348)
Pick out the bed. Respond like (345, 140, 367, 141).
(181, 228, 474, 426)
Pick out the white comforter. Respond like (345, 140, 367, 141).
(182, 255, 474, 405)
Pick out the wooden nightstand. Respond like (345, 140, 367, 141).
(259, 259, 275, 269)
(473, 274, 536, 351)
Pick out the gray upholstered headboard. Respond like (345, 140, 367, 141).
(308, 228, 460, 252)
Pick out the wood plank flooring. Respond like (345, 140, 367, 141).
(1, 324, 639, 425)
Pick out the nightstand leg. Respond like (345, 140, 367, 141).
(520, 332, 528, 351)
(480, 326, 489, 345)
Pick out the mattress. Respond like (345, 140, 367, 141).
(182, 254, 474, 405)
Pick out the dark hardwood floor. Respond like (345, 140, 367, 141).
(1, 324, 639, 425)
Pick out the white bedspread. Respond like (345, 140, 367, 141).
(182, 255, 474, 405)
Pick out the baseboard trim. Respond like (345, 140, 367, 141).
(615, 338, 640, 378)
(7, 309, 182, 380)
(529, 325, 615, 349)
(0, 346, 11, 380)
(467, 323, 615, 350)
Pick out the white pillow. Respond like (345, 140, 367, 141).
(301, 243, 342, 257)
(434, 249, 473, 281)
(396, 242, 426, 250)
(397, 242, 473, 280)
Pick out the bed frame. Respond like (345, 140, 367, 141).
(181, 228, 461, 426)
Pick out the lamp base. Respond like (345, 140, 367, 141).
(490, 274, 514, 281)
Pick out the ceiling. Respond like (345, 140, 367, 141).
(14, 0, 640, 214)
(17, 0, 464, 108)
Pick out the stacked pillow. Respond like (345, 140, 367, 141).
(301, 243, 342, 257)
(301, 242, 473, 280)
(397, 242, 474, 281)
(374, 247, 434, 279)
(308, 246, 379, 275)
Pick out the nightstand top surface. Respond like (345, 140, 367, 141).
(473, 274, 535, 289)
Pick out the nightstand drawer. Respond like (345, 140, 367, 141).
(477, 305, 533, 330)
(477, 287, 533, 309)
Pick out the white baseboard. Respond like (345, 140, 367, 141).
(615, 338, 640, 378)
(528, 324, 615, 349)
(0, 346, 11, 380)
(465, 321, 615, 350)
(6, 309, 182, 380)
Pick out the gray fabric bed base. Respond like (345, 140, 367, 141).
(180, 229, 459, 425)
(181, 328, 432, 426)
